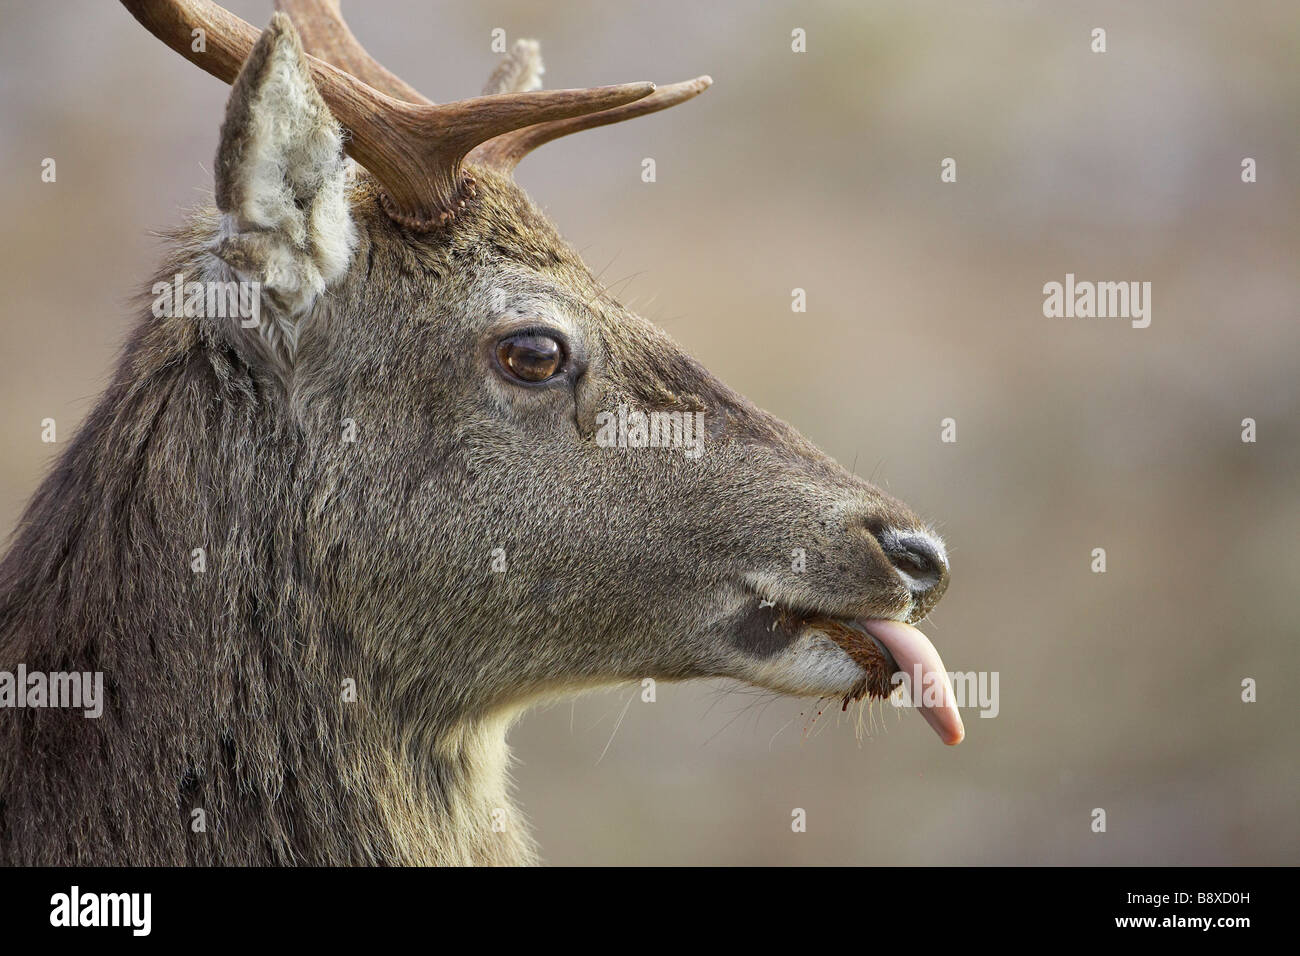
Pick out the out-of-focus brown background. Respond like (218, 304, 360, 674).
(2, 1, 1296, 864)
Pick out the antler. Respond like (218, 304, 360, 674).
(273, 0, 430, 104)
(467, 39, 710, 172)
(122, 0, 654, 229)
(469, 76, 713, 172)
(481, 39, 545, 97)
(121, 0, 711, 228)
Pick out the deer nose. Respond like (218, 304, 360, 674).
(876, 528, 949, 596)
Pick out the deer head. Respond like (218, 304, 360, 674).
(12, 0, 961, 863)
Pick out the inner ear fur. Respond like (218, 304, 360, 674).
(211, 13, 356, 319)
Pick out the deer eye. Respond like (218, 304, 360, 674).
(495, 332, 565, 384)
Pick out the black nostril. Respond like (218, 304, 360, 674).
(876, 529, 949, 591)
(895, 551, 935, 579)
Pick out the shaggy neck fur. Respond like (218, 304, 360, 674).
(0, 273, 532, 865)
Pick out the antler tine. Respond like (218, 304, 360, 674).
(274, 0, 431, 104)
(383, 82, 656, 229)
(482, 39, 544, 95)
(469, 76, 713, 173)
(121, 0, 657, 230)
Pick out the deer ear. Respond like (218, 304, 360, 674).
(211, 13, 356, 319)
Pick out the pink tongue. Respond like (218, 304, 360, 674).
(861, 619, 965, 746)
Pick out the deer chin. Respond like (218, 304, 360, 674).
(729, 602, 965, 746)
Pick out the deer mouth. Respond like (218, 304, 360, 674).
(811, 616, 964, 745)
(740, 603, 964, 746)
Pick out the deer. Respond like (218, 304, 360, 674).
(0, 0, 963, 866)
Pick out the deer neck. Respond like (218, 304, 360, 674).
(0, 325, 534, 865)
(377, 715, 536, 866)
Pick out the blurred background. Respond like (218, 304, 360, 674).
(1, 0, 1296, 864)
